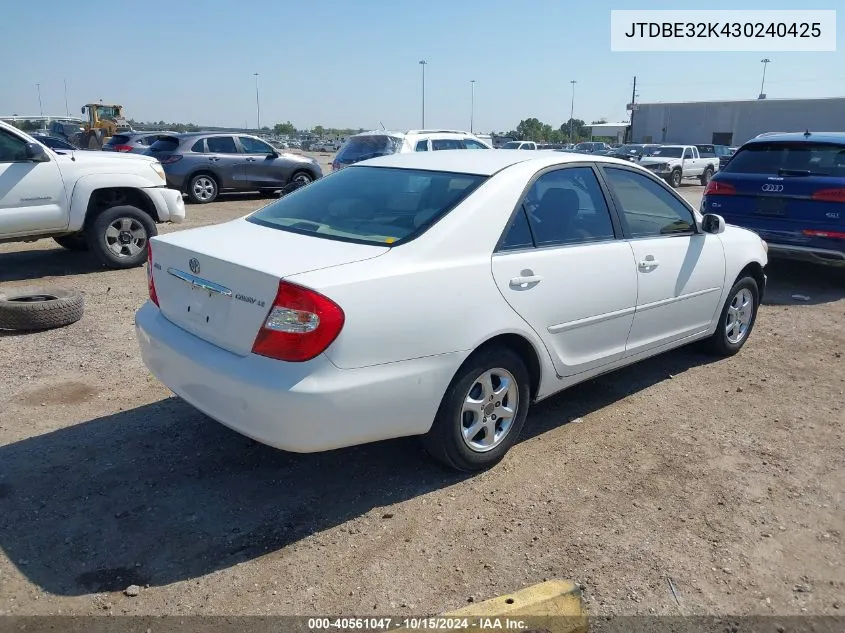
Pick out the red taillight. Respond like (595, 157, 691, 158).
(147, 242, 159, 306)
(802, 229, 845, 240)
(158, 154, 183, 165)
(114, 144, 133, 152)
(251, 281, 345, 362)
(811, 188, 845, 203)
(704, 180, 736, 196)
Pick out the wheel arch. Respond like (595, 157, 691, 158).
(84, 187, 159, 226)
(735, 260, 766, 302)
(467, 332, 545, 402)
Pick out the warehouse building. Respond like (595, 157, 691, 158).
(630, 97, 845, 147)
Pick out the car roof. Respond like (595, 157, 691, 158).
(353, 149, 636, 176)
(744, 132, 845, 145)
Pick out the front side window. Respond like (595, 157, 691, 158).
(415, 140, 429, 151)
(0, 129, 29, 162)
(248, 166, 486, 246)
(206, 136, 238, 154)
(520, 166, 616, 247)
(683, 148, 693, 159)
(239, 136, 274, 154)
(603, 167, 696, 237)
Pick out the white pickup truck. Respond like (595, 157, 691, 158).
(0, 121, 185, 268)
(638, 145, 720, 188)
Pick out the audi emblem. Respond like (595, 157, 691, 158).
(761, 184, 784, 192)
(189, 258, 200, 274)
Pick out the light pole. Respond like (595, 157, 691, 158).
(63, 79, 69, 117)
(569, 80, 577, 143)
(253, 72, 261, 131)
(759, 58, 771, 99)
(470, 79, 476, 133)
(419, 60, 427, 128)
(36, 83, 43, 117)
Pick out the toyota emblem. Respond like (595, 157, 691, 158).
(761, 184, 784, 192)
(189, 258, 200, 274)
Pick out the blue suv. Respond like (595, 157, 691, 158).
(701, 132, 845, 266)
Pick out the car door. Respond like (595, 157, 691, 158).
(491, 165, 638, 377)
(0, 127, 67, 236)
(204, 136, 247, 189)
(238, 136, 283, 188)
(600, 166, 726, 355)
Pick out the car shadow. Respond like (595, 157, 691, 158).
(762, 259, 845, 306)
(0, 346, 722, 596)
(0, 247, 104, 283)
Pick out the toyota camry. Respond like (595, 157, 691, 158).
(136, 150, 768, 471)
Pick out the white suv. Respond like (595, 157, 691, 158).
(332, 129, 491, 170)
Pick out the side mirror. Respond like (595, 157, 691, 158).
(701, 213, 726, 234)
(25, 142, 50, 163)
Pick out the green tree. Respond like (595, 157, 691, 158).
(591, 118, 608, 124)
(560, 118, 587, 141)
(515, 118, 545, 142)
(312, 125, 325, 138)
(274, 121, 297, 136)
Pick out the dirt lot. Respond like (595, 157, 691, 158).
(0, 177, 843, 618)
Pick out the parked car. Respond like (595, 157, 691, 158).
(500, 141, 537, 150)
(696, 144, 734, 170)
(574, 142, 611, 154)
(639, 145, 720, 187)
(0, 120, 184, 268)
(137, 149, 767, 471)
(145, 132, 323, 203)
(103, 131, 175, 154)
(605, 144, 660, 162)
(701, 131, 845, 266)
(332, 129, 491, 171)
(30, 133, 80, 152)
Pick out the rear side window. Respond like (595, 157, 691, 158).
(190, 139, 206, 153)
(248, 166, 486, 246)
(336, 135, 403, 162)
(415, 140, 429, 151)
(697, 145, 715, 157)
(723, 142, 845, 177)
(431, 139, 465, 150)
(604, 167, 695, 237)
(148, 136, 180, 152)
(464, 139, 489, 150)
(206, 136, 238, 154)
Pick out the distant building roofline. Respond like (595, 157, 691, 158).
(637, 96, 845, 106)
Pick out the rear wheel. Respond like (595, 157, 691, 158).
(187, 173, 219, 204)
(700, 167, 713, 186)
(85, 205, 156, 269)
(422, 347, 530, 471)
(700, 276, 759, 356)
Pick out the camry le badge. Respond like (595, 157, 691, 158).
(761, 184, 784, 192)
(189, 258, 200, 274)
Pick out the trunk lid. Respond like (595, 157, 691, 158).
(150, 218, 389, 355)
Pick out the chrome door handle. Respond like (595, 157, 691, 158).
(509, 275, 542, 288)
(638, 258, 659, 269)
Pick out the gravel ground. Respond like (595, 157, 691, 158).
(0, 172, 843, 618)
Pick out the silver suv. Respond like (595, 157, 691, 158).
(332, 129, 491, 171)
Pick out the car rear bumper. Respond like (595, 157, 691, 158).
(135, 302, 465, 452)
(144, 186, 185, 223)
(766, 243, 845, 266)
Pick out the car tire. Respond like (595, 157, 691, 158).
(290, 170, 314, 187)
(0, 287, 84, 331)
(701, 276, 760, 357)
(53, 234, 88, 251)
(187, 173, 219, 204)
(667, 169, 682, 188)
(422, 347, 531, 472)
(85, 205, 157, 269)
(700, 167, 713, 186)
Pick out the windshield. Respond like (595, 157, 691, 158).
(722, 141, 845, 176)
(248, 166, 487, 246)
(501, 142, 521, 149)
(95, 105, 121, 119)
(617, 145, 643, 153)
(336, 135, 403, 162)
(650, 147, 683, 158)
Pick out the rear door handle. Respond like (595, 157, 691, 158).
(509, 275, 542, 288)
(246, 157, 256, 162)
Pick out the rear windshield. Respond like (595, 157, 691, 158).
(247, 166, 486, 246)
(501, 142, 521, 149)
(650, 147, 683, 158)
(336, 135, 403, 162)
(148, 137, 180, 152)
(722, 142, 845, 176)
(108, 134, 131, 145)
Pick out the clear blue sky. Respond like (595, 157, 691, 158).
(1, 0, 842, 132)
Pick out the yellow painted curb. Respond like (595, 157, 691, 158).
(395, 580, 587, 632)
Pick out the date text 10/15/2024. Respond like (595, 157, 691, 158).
(308, 617, 530, 630)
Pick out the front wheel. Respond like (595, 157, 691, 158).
(85, 205, 157, 269)
(700, 276, 760, 356)
(700, 167, 714, 186)
(667, 169, 682, 188)
(422, 347, 531, 471)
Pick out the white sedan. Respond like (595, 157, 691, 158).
(136, 150, 768, 471)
